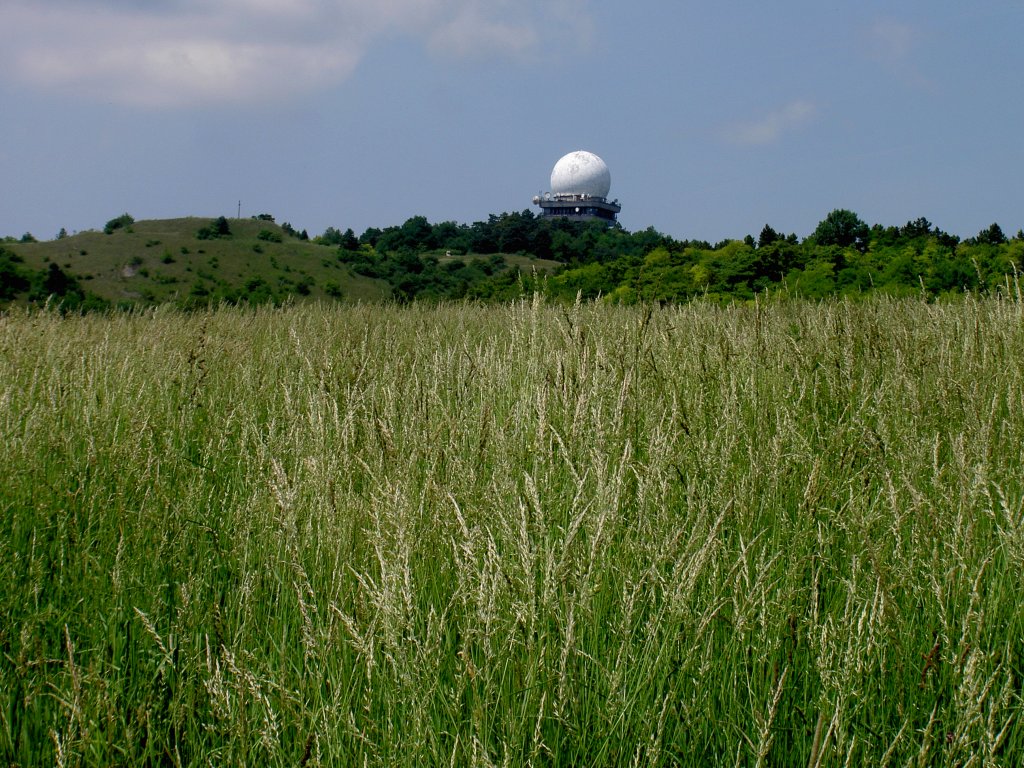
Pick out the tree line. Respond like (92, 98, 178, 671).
(3, 209, 1022, 310)
(329, 209, 1024, 303)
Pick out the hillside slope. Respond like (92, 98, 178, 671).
(5, 217, 392, 306)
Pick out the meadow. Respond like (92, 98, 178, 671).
(1, 295, 1022, 766)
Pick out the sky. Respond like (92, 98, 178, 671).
(2, 1, 1022, 244)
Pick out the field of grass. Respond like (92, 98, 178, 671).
(2, 296, 1023, 765)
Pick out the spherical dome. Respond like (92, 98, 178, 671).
(550, 150, 611, 199)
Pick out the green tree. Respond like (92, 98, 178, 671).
(901, 217, 932, 239)
(43, 262, 74, 295)
(752, 239, 799, 285)
(757, 224, 781, 248)
(360, 227, 382, 248)
(431, 221, 467, 253)
(375, 216, 434, 254)
(550, 262, 613, 300)
(319, 227, 344, 246)
(707, 240, 757, 297)
(786, 260, 836, 298)
(399, 216, 435, 251)
(812, 209, 869, 252)
(340, 228, 360, 251)
(493, 210, 536, 254)
(467, 220, 499, 254)
(974, 222, 1007, 246)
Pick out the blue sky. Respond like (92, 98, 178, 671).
(2, 1, 1021, 243)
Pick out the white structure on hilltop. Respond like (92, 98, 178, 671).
(532, 150, 621, 223)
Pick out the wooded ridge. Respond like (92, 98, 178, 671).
(3, 209, 1022, 310)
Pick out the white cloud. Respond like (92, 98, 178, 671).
(426, 0, 592, 59)
(724, 100, 817, 146)
(1, 0, 592, 108)
(866, 18, 931, 89)
(868, 19, 916, 65)
(428, 4, 537, 59)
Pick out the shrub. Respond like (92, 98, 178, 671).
(0, 251, 31, 299)
(196, 216, 231, 240)
(104, 213, 134, 235)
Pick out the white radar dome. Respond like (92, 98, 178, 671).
(550, 150, 612, 199)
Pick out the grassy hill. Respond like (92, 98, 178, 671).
(5, 217, 392, 306)
(3, 216, 566, 308)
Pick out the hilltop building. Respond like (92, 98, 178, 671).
(533, 150, 621, 223)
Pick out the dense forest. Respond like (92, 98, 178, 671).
(2, 208, 1023, 309)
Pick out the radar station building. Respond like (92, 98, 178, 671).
(533, 150, 621, 223)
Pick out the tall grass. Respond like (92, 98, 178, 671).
(1, 296, 1022, 766)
